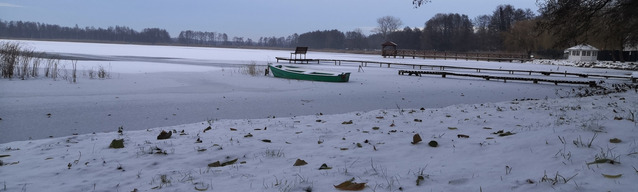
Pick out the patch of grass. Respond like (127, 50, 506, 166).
(240, 62, 264, 76)
(18, 51, 33, 80)
(159, 174, 172, 189)
(572, 133, 597, 148)
(413, 166, 429, 186)
(45, 58, 60, 79)
(264, 148, 285, 158)
(70, 60, 77, 83)
(579, 115, 606, 132)
(1, 41, 68, 81)
(587, 147, 620, 166)
(540, 170, 578, 185)
(97, 64, 110, 79)
(1, 41, 21, 79)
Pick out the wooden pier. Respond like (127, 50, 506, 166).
(398, 70, 598, 87)
(275, 57, 318, 64)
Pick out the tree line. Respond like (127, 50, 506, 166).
(0, 4, 540, 54)
(0, 20, 172, 44)
(3, 1, 636, 60)
(414, 0, 637, 61)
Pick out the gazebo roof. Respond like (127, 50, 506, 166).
(566, 44, 598, 51)
(382, 41, 397, 46)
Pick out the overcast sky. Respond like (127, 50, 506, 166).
(1, 0, 538, 40)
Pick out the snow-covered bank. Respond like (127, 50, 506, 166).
(1, 91, 636, 191)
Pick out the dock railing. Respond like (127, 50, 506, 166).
(393, 49, 531, 63)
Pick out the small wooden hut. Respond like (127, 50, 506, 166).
(381, 41, 397, 58)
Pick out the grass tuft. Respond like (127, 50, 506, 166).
(240, 62, 264, 76)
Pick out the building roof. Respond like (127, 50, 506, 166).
(624, 45, 638, 51)
(566, 44, 598, 51)
(381, 41, 397, 46)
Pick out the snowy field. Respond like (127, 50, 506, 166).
(0, 40, 637, 191)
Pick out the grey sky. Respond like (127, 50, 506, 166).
(0, 0, 538, 40)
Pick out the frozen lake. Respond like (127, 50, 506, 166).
(0, 40, 631, 143)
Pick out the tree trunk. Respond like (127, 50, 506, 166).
(618, 38, 625, 63)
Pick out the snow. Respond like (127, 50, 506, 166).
(1, 40, 637, 191)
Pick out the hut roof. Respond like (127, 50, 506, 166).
(566, 44, 598, 51)
(382, 41, 397, 46)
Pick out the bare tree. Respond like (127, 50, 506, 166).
(503, 19, 539, 54)
(373, 16, 403, 40)
(345, 28, 367, 50)
(422, 13, 474, 51)
(412, 0, 432, 7)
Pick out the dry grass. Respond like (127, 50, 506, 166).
(240, 62, 265, 76)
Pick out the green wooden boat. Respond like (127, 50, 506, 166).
(268, 65, 350, 82)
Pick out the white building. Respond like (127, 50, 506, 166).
(565, 44, 598, 62)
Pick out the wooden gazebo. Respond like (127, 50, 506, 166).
(565, 44, 598, 62)
(381, 41, 397, 58)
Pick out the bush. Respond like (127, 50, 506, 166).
(240, 62, 264, 76)
(97, 65, 109, 79)
(1, 41, 56, 80)
(0, 41, 21, 79)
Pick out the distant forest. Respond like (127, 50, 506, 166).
(2, 2, 636, 60)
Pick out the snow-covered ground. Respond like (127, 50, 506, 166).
(534, 59, 638, 71)
(0, 40, 637, 191)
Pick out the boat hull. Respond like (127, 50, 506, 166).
(269, 65, 350, 82)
